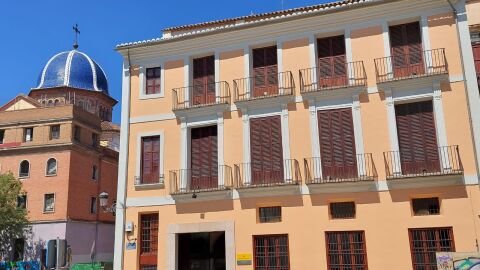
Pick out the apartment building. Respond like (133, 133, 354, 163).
(0, 48, 119, 263)
(115, 0, 480, 269)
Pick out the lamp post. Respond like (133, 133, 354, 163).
(99, 191, 116, 215)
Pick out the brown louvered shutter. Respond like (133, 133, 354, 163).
(318, 108, 357, 181)
(146, 67, 161, 95)
(472, 44, 480, 89)
(192, 56, 215, 106)
(191, 126, 218, 189)
(141, 136, 160, 184)
(252, 46, 278, 97)
(317, 36, 347, 88)
(395, 101, 440, 175)
(389, 22, 424, 77)
(250, 116, 284, 184)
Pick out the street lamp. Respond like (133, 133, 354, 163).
(98, 191, 116, 215)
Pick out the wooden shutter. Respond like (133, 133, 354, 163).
(141, 136, 160, 184)
(192, 56, 215, 106)
(139, 213, 158, 266)
(146, 67, 161, 95)
(318, 108, 357, 180)
(250, 116, 284, 185)
(191, 126, 218, 189)
(389, 22, 424, 77)
(317, 36, 347, 88)
(395, 101, 440, 175)
(473, 44, 480, 89)
(252, 46, 278, 97)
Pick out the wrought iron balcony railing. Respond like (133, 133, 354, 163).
(384, 145, 463, 179)
(234, 159, 301, 188)
(374, 48, 448, 83)
(233, 71, 295, 102)
(172, 81, 230, 110)
(304, 153, 376, 184)
(134, 174, 165, 186)
(299, 60, 367, 93)
(169, 165, 233, 194)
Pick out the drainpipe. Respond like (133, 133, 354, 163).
(446, 0, 480, 252)
(113, 49, 131, 270)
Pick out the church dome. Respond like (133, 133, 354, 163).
(36, 50, 109, 95)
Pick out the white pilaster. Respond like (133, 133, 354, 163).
(281, 104, 291, 181)
(385, 89, 401, 175)
(277, 41, 284, 94)
(243, 45, 252, 98)
(308, 35, 318, 84)
(183, 56, 190, 106)
(113, 60, 131, 270)
(352, 95, 366, 176)
(432, 83, 450, 170)
(180, 117, 188, 190)
(381, 20, 393, 77)
(242, 110, 251, 184)
(217, 112, 225, 187)
(214, 50, 221, 102)
(308, 100, 322, 179)
(420, 15, 433, 72)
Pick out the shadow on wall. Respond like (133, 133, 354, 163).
(310, 191, 381, 206)
(175, 199, 234, 214)
(389, 184, 468, 202)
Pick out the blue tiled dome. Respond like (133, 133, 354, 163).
(36, 50, 109, 95)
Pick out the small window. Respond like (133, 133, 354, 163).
(259, 206, 282, 223)
(0, 130, 4, 144)
(19, 160, 30, 178)
(17, 195, 27, 209)
(92, 165, 98, 180)
(50, 125, 60, 140)
(24, 128, 33, 142)
(92, 133, 98, 147)
(412, 197, 440, 216)
(74, 126, 81, 141)
(90, 197, 97, 214)
(46, 158, 57, 176)
(145, 67, 161, 95)
(44, 194, 55, 213)
(330, 202, 356, 219)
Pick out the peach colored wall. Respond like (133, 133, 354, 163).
(123, 186, 480, 270)
(467, 0, 480, 26)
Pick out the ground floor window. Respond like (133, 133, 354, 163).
(253, 234, 290, 270)
(325, 231, 368, 270)
(139, 213, 159, 267)
(409, 227, 455, 270)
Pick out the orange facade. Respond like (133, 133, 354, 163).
(115, 0, 480, 269)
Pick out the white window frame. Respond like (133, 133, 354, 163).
(45, 158, 57, 176)
(135, 131, 165, 186)
(43, 193, 55, 213)
(24, 127, 33, 142)
(139, 62, 165, 100)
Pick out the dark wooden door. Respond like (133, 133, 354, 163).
(390, 22, 424, 78)
(317, 36, 347, 88)
(193, 56, 216, 106)
(252, 46, 278, 97)
(191, 126, 218, 189)
(141, 136, 160, 184)
(395, 101, 440, 175)
(250, 116, 284, 185)
(318, 108, 358, 181)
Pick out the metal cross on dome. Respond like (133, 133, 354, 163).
(73, 24, 80, 49)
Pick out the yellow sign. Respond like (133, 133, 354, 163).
(236, 253, 252, 261)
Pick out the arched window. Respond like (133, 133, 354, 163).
(46, 158, 57, 176)
(19, 160, 30, 178)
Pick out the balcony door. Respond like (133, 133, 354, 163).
(317, 36, 347, 88)
(191, 125, 218, 189)
(318, 108, 357, 181)
(193, 55, 215, 106)
(141, 136, 160, 184)
(252, 46, 278, 97)
(395, 101, 440, 175)
(250, 116, 284, 185)
(389, 22, 424, 78)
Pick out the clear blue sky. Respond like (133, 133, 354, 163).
(0, 0, 327, 123)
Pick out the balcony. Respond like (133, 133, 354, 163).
(304, 154, 377, 193)
(234, 159, 301, 198)
(172, 81, 230, 117)
(384, 145, 464, 189)
(134, 174, 165, 190)
(299, 60, 367, 100)
(169, 165, 233, 202)
(233, 71, 295, 110)
(374, 48, 448, 85)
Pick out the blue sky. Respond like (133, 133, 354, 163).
(0, 0, 327, 123)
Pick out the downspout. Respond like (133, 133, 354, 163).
(113, 49, 131, 270)
(446, 0, 480, 252)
